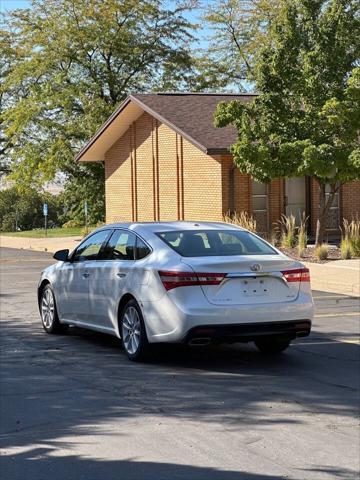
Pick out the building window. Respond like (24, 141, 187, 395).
(325, 184, 340, 231)
(229, 168, 235, 214)
(252, 180, 268, 233)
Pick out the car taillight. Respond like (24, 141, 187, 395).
(282, 268, 310, 283)
(158, 271, 226, 291)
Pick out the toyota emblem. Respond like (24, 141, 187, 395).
(250, 264, 261, 272)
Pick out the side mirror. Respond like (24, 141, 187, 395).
(53, 249, 70, 262)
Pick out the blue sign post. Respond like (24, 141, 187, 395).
(43, 203, 48, 237)
(84, 201, 88, 230)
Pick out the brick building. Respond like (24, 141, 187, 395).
(76, 93, 359, 236)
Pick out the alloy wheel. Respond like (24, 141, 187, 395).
(122, 306, 141, 355)
(41, 289, 55, 329)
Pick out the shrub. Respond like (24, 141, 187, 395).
(341, 218, 360, 257)
(314, 244, 329, 260)
(62, 219, 83, 228)
(268, 230, 279, 247)
(278, 214, 296, 248)
(297, 214, 308, 258)
(81, 226, 93, 237)
(340, 238, 352, 259)
(223, 211, 257, 232)
(349, 220, 360, 257)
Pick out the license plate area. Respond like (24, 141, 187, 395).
(241, 277, 269, 297)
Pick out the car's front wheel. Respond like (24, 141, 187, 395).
(120, 299, 149, 361)
(255, 337, 291, 354)
(40, 285, 67, 334)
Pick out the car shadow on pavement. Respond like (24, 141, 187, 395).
(1, 314, 359, 480)
(1, 248, 359, 479)
(0, 449, 297, 480)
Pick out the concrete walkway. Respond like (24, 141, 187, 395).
(0, 235, 81, 254)
(1, 235, 359, 296)
(304, 259, 360, 297)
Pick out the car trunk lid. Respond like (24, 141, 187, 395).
(181, 256, 303, 305)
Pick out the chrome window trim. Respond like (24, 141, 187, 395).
(98, 228, 153, 262)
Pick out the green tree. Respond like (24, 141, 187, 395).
(0, 187, 62, 231)
(0, 26, 18, 175)
(58, 164, 105, 226)
(1, 0, 199, 217)
(215, 0, 360, 244)
(202, 0, 279, 91)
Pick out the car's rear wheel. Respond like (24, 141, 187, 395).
(255, 337, 291, 354)
(120, 299, 149, 361)
(40, 285, 67, 334)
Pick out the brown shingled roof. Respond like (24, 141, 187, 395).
(76, 92, 256, 162)
(131, 93, 255, 154)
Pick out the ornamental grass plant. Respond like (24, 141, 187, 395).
(223, 211, 257, 233)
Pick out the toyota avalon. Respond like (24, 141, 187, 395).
(38, 222, 314, 361)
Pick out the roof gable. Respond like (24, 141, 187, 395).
(76, 93, 256, 162)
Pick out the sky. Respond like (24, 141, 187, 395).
(1, 0, 211, 47)
(0, 0, 206, 24)
(0, 0, 31, 10)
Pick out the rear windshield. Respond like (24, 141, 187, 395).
(157, 230, 277, 257)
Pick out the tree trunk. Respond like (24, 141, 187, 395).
(315, 182, 338, 246)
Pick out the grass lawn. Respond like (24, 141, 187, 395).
(1, 227, 84, 238)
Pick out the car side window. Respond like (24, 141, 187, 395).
(72, 230, 111, 262)
(102, 230, 136, 260)
(136, 237, 151, 259)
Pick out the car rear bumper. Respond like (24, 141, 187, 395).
(183, 320, 311, 345)
(141, 293, 314, 343)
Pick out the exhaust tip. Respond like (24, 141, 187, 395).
(188, 337, 212, 346)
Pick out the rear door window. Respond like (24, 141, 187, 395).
(101, 230, 136, 260)
(157, 230, 277, 257)
(136, 237, 151, 259)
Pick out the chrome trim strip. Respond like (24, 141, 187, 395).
(226, 272, 278, 278)
(225, 271, 288, 286)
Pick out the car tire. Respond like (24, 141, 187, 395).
(255, 337, 291, 354)
(120, 299, 150, 362)
(40, 285, 67, 334)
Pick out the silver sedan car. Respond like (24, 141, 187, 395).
(38, 222, 314, 361)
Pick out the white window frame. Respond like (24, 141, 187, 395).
(251, 180, 269, 231)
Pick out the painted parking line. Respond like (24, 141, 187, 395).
(313, 295, 359, 300)
(315, 312, 359, 318)
(0, 259, 52, 263)
(295, 338, 360, 346)
(337, 338, 360, 345)
(315, 264, 360, 271)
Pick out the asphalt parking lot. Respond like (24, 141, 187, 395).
(0, 247, 359, 480)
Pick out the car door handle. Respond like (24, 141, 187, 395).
(116, 273, 126, 278)
(82, 272, 90, 278)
